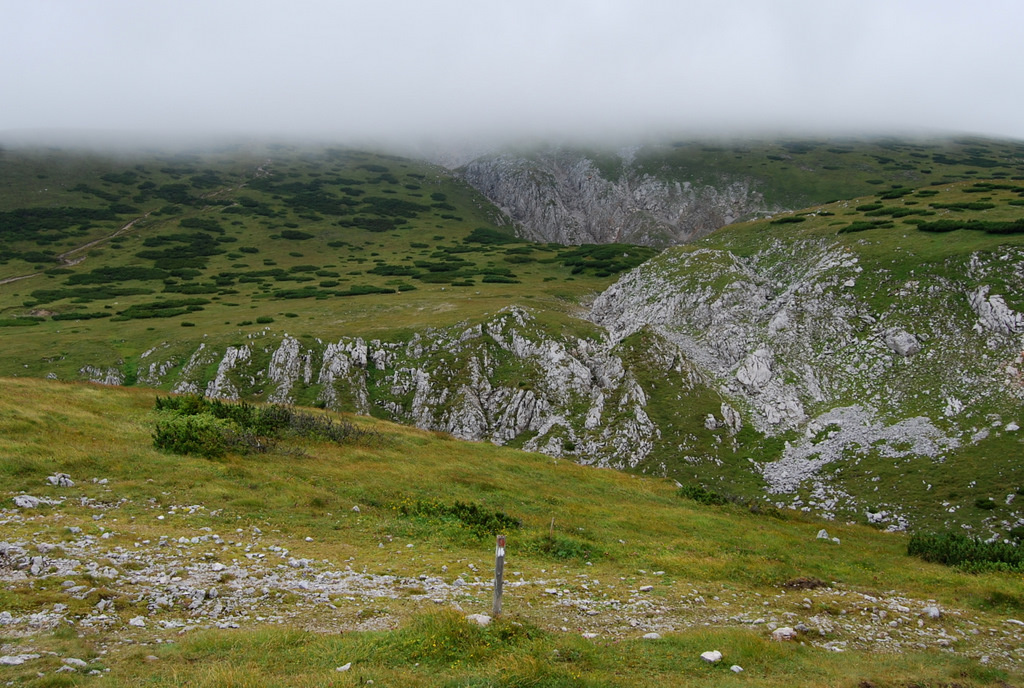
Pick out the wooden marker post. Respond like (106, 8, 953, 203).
(492, 534, 506, 617)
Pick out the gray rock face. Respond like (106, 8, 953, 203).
(133, 308, 658, 467)
(459, 149, 768, 247)
(883, 329, 920, 357)
(970, 285, 1024, 334)
(78, 365, 124, 386)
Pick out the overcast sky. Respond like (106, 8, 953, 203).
(3, 0, 1023, 147)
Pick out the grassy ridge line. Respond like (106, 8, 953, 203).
(1, 378, 1023, 686)
(630, 136, 1024, 210)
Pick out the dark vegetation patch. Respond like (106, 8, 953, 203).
(0, 317, 43, 327)
(916, 219, 1024, 234)
(66, 266, 169, 284)
(0, 207, 121, 243)
(113, 298, 210, 320)
(397, 498, 521, 537)
(50, 312, 112, 321)
(908, 531, 1024, 573)
(153, 395, 378, 459)
(929, 202, 997, 211)
(29, 286, 155, 305)
(135, 232, 226, 269)
(554, 244, 658, 276)
(677, 484, 728, 506)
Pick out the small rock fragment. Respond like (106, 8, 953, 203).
(730, 665, 744, 673)
(923, 606, 941, 620)
(772, 626, 797, 641)
(643, 632, 661, 640)
(816, 529, 830, 540)
(63, 658, 87, 669)
(13, 495, 40, 508)
(1, 654, 40, 665)
(700, 650, 722, 663)
(639, 585, 654, 592)
(129, 616, 146, 627)
(336, 663, 351, 672)
(466, 614, 491, 627)
(47, 473, 74, 487)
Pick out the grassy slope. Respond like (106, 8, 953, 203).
(1, 378, 1023, 686)
(630, 136, 1024, 210)
(0, 145, 652, 381)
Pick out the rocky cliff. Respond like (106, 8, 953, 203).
(124, 308, 661, 468)
(589, 237, 1024, 532)
(458, 149, 769, 247)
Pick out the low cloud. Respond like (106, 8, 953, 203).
(3, 0, 1023, 147)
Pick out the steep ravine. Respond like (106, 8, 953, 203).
(458, 149, 769, 247)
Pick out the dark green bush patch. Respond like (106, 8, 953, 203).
(0, 317, 43, 327)
(397, 498, 521, 537)
(153, 395, 378, 459)
(677, 484, 728, 506)
(916, 218, 1024, 234)
(279, 229, 314, 240)
(907, 531, 1024, 572)
(115, 298, 210, 320)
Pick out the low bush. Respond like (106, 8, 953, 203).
(153, 396, 379, 459)
(398, 498, 521, 537)
(677, 484, 728, 506)
(153, 414, 236, 459)
(907, 531, 1024, 571)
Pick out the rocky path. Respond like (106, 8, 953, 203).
(3, 481, 1023, 675)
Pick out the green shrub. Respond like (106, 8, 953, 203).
(153, 414, 236, 459)
(907, 531, 1024, 571)
(398, 499, 521, 537)
(677, 484, 728, 506)
(153, 396, 378, 456)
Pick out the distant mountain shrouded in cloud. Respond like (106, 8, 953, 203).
(2, 0, 1023, 144)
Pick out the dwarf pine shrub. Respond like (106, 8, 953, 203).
(907, 531, 1024, 571)
(153, 395, 378, 458)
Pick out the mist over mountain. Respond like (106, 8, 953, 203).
(4, 1, 1024, 146)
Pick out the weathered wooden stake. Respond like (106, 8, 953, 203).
(492, 534, 506, 617)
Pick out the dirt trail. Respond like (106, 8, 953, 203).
(0, 213, 151, 287)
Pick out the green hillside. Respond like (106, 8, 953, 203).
(2, 138, 1024, 541)
(627, 136, 1024, 210)
(1, 378, 1023, 686)
(0, 144, 652, 380)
